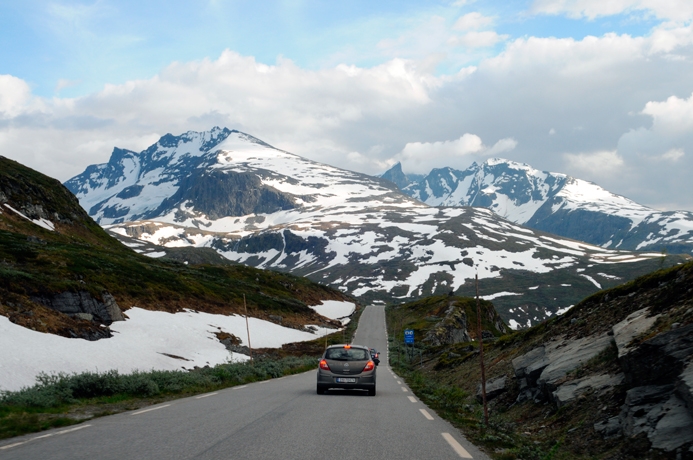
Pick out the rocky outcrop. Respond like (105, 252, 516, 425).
(512, 307, 693, 453)
(424, 303, 472, 346)
(512, 333, 613, 403)
(33, 291, 125, 325)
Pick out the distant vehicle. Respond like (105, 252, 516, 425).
(369, 348, 380, 366)
(317, 344, 377, 396)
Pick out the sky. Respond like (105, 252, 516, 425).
(1, 0, 693, 211)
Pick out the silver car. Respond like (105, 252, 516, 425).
(316, 344, 377, 396)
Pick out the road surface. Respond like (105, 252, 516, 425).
(0, 305, 489, 459)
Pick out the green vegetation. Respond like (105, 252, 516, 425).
(0, 355, 318, 440)
(386, 261, 693, 459)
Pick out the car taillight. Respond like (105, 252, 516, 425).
(362, 360, 375, 372)
(319, 359, 331, 371)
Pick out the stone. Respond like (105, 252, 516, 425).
(650, 394, 693, 452)
(612, 308, 660, 359)
(33, 290, 125, 324)
(423, 304, 472, 346)
(676, 361, 693, 415)
(537, 334, 613, 391)
(620, 323, 693, 386)
(512, 346, 549, 383)
(552, 373, 624, 408)
(476, 375, 507, 403)
(594, 416, 622, 439)
(73, 313, 93, 321)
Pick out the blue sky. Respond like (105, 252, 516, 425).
(1, 0, 693, 211)
(1, 0, 660, 97)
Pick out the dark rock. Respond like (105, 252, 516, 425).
(594, 416, 622, 439)
(33, 291, 125, 325)
(620, 323, 693, 386)
(423, 304, 472, 346)
(477, 375, 507, 402)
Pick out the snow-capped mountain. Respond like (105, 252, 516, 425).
(65, 129, 687, 328)
(390, 159, 693, 254)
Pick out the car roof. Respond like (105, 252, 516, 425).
(326, 344, 368, 350)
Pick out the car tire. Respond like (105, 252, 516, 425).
(317, 385, 326, 395)
(368, 386, 376, 396)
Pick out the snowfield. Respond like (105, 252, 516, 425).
(0, 303, 353, 392)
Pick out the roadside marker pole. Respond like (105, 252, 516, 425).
(244, 294, 253, 362)
(476, 274, 489, 426)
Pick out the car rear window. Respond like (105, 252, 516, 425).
(325, 348, 369, 361)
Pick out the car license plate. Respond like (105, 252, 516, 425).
(336, 378, 356, 383)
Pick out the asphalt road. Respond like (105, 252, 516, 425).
(0, 305, 490, 459)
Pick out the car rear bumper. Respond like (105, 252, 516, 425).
(317, 371, 376, 390)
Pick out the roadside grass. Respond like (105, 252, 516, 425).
(0, 355, 317, 440)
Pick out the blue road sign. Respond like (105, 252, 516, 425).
(404, 329, 414, 344)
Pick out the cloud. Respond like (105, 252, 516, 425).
(563, 150, 625, 178)
(450, 31, 509, 48)
(395, 134, 517, 173)
(2, 19, 693, 210)
(530, 0, 693, 22)
(453, 12, 495, 31)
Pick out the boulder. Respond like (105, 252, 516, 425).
(620, 323, 693, 386)
(677, 361, 693, 415)
(424, 304, 472, 346)
(612, 308, 660, 359)
(33, 291, 125, 324)
(476, 375, 507, 403)
(552, 373, 624, 408)
(538, 334, 613, 391)
(649, 393, 693, 452)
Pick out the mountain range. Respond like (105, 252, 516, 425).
(381, 160, 693, 254)
(63, 128, 689, 328)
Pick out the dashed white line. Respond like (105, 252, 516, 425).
(0, 424, 92, 451)
(195, 392, 218, 399)
(442, 432, 473, 458)
(401, 387, 408, 392)
(397, 380, 402, 384)
(132, 404, 171, 415)
(408, 396, 417, 403)
(419, 409, 434, 420)
(233, 385, 248, 390)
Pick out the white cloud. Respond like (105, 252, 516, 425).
(661, 148, 684, 161)
(450, 31, 509, 48)
(395, 134, 517, 173)
(563, 150, 625, 178)
(0, 75, 33, 118)
(530, 0, 693, 22)
(453, 12, 495, 31)
(641, 92, 693, 134)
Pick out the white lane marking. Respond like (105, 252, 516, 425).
(442, 433, 473, 458)
(397, 380, 402, 384)
(408, 396, 417, 403)
(195, 392, 218, 399)
(56, 425, 92, 435)
(0, 424, 92, 451)
(420, 409, 434, 420)
(0, 442, 27, 450)
(401, 387, 408, 392)
(260, 380, 269, 384)
(233, 385, 248, 390)
(132, 404, 171, 415)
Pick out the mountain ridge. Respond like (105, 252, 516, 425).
(63, 128, 689, 328)
(381, 159, 693, 254)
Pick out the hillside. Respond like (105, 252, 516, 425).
(63, 128, 688, 329)
(384, 159, 693, 255)
(0, 155, 355, 389)
(386, 260, 693, 459)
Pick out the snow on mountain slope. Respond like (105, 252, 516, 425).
(66, 129, 686, 327)
(392, 159, 693, 254)
(0, 304, 350, 391)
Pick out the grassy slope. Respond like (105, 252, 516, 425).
(386, 261, 693, 460)
(0, 155, 349, 336)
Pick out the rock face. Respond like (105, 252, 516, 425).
(512, 307, 693, 453)
(424, 303, 472, 346)
(33, 291, 125, 325)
